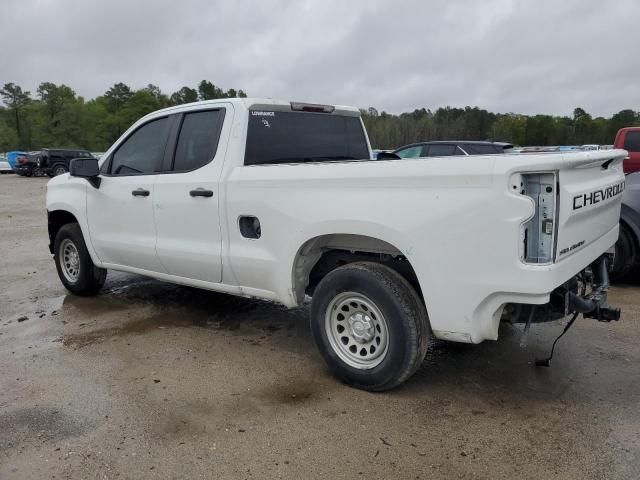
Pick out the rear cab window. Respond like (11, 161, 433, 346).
(244, 110, 369, 165)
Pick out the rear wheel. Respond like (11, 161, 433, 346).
(54, 223, 106, 295)
(52, 164, 68, 176)
(310, 262, 429, 391)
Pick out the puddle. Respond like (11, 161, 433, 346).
(61, 311, 204, 348)
(59, 277, 309, 349)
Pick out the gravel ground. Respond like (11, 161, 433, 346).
(0, 174, 638, 479)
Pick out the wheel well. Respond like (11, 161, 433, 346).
(48, 210, 78, 253)
(292, 234, 423, 305)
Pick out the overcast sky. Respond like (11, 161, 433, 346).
(2, 0, 638, 117)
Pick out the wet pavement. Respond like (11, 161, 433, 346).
(0, 174, 639, 479)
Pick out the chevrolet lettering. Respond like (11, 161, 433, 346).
(573, 181, 625, 210)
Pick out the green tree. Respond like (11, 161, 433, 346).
(170, 86, 198, 105)
(37, 82, 76, 122)
(198, 80, 223, 100)
(0, 83, 31, 144)
(104, 83, 133, 114)
(0, 119, 18, 151)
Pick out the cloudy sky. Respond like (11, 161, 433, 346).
(1, 0, 638, 117)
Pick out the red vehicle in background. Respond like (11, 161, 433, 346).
(614, 127, 640, 173)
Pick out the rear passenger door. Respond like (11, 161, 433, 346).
(153, 105, 231, 283)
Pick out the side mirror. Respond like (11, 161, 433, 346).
(69, 158, 101, 188)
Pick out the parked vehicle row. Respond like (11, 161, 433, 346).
(395, 140, 513, 158)
(3, 149, 96, 177)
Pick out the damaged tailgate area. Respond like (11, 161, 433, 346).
(504, 254, 621, 326)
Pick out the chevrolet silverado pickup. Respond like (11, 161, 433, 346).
(46, 98, 626, 390)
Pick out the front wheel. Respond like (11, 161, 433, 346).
(54, 223, 106, 295)
(310, 262, 429, 391)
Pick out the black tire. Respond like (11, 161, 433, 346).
(310, 262, 429, 391)
(54, 223, 107, 296)
(52, 164, 68, 176)
(611, 223, 637, 281)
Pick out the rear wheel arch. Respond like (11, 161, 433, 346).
(291, 233, 425, 307)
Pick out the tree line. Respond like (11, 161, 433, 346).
(1, 80, 638, 152)
(361, 106, 639, 149)
(0, 81, 247, 152)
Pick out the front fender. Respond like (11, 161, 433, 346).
(46, 177, 102, 266)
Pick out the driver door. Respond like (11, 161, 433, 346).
(86, 116, 171, 273)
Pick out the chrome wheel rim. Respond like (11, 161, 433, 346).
(325, 292, 389, 370)
(54, 166, 66, 176)
(60, 239, 80, 283)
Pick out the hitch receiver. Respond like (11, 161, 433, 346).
(568, 254, 620, 322)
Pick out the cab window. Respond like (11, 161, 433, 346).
(110, 117, 169, 175)
(172, 110, 224, 172)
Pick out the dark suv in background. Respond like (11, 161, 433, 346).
(38, 148, 95, 176)
(393, 140, 513, 158)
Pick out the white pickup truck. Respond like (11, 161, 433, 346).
(46, 98, 626, 390)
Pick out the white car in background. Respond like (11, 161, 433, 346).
(0, 156, 14, 174)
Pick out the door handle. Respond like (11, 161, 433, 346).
(190, 188, 214, 198)
(132, 188, 150, 197)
